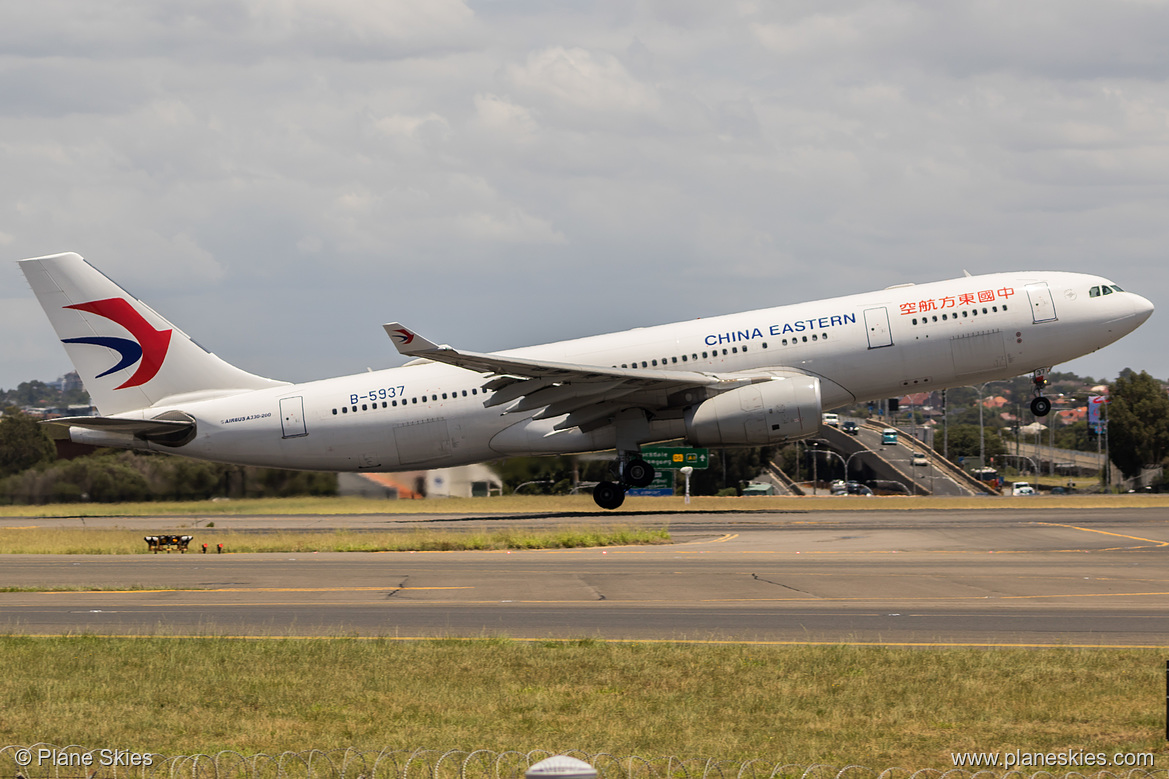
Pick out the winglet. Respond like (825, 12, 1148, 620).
(383, 322, 443, 356)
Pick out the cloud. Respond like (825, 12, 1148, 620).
(505, 46, 662, 127)
(3, 0, 1169, 387)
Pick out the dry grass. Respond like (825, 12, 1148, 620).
(0, 526, 670, 555)
(0, 637, 1164, 769)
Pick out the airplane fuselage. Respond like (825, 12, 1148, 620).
(69, 270, 1151, 472)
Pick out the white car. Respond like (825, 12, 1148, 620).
(1012, 482, 1035, 496)
(912, 452, 928, 466)
(821, 413, 840, 428)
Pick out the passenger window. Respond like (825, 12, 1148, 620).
(681, 355, 687, 362)
(811, 334, 818, 341)
(732, 347, 738, 354)
(672, 357, 678, 363)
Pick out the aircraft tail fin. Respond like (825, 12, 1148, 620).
(19, 252, 287, 415)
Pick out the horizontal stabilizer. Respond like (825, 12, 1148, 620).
(43, 415, 195, 438)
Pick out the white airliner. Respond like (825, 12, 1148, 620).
(20, 252, 1153, 509)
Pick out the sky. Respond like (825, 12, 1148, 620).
(4, 0, 1169, 393)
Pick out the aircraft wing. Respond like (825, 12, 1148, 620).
(384, 322, 760, 431)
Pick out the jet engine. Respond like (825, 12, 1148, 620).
(684, 375, 821, 447)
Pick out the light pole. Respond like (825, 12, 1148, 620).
(998, 453, 1038, 476)
(970, 381, 1007, 471)
(809, 443, 846, 492)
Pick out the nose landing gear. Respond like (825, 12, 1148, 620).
(1030, 372, 1052, 417)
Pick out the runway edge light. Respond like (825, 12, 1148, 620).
(526, 756, 597, 779)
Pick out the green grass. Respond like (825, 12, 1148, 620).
(0, 526, 670, 554)
(0, 637, 1164, 769)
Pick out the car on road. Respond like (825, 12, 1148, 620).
(841, 420, 859, 435)
(831, 480, 874, 496)
(821, 413, 840, 428)
(912, 452, 928, 466)
(1012, 482, 1035, 496)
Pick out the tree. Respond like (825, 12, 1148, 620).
(942, 424, 1006, 465)
(1107, 370, 1169, 479)
(0, 408, 56, 477)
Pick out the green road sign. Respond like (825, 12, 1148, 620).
(641, 446, 709, 470)
(627, 469, 675, 496)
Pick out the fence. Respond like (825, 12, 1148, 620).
(2, 747, 1164, 779)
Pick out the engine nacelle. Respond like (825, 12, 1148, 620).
(684, 376, 821, 447)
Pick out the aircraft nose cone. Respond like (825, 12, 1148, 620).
(1130, 292, 1155, 325)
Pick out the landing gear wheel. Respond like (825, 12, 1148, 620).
(1030, 396, 1052, 417)
(624, 458, 655, 488)
(593, 481, 626, 510)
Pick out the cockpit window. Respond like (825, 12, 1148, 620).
(1090, 284, 1126, 298)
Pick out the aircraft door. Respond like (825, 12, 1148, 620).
(863, 307, 893, 349)
(279, 396, 308, 438)
(1026, 283, 1058, 323)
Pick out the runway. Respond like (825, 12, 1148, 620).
(3, 507, 1169, 646)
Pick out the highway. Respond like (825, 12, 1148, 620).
(2, 507, 1168, 646)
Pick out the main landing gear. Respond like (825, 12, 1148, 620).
(592, 454, 655, 510)
(1030, 371, 1052, 417)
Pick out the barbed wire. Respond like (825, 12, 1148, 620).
(1, 747, 1163, 779)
